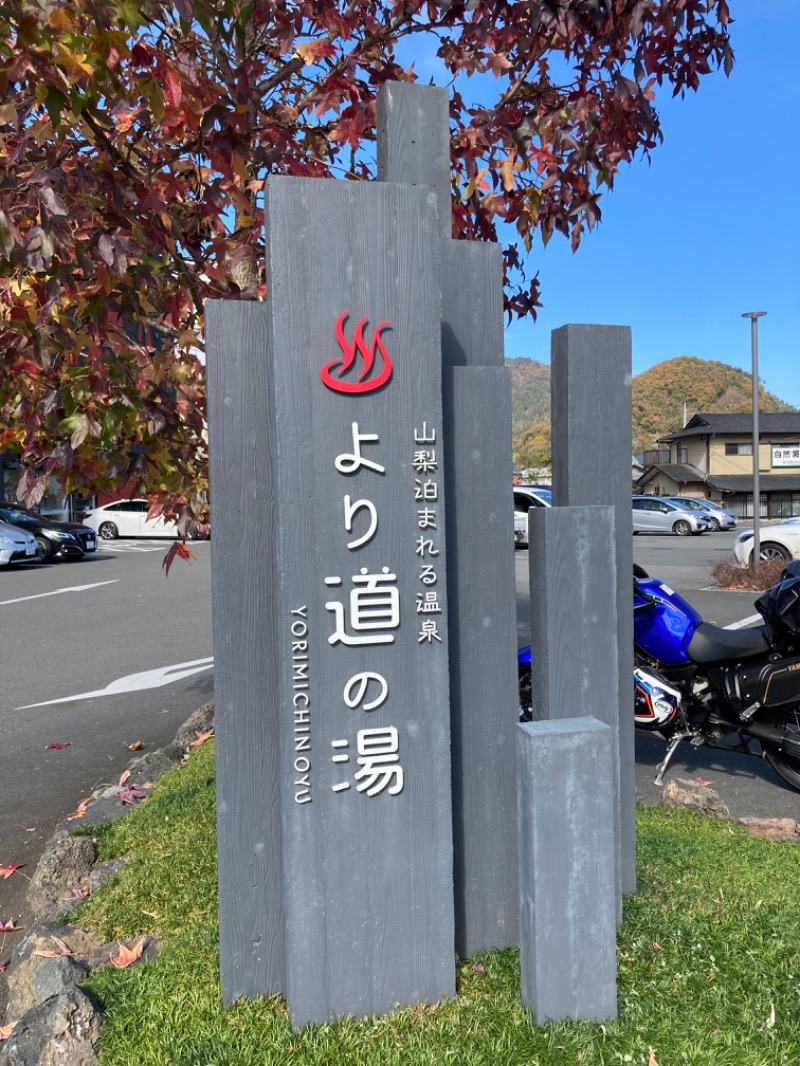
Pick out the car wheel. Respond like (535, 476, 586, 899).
(673, 520, 691, 536)
(98, 521, 118, 540)
(709, 517, 721, 531)
(759, 542, 791, 562)
(35, 535, 53, 563)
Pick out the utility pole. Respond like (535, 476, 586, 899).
(742, 312, 766, 575)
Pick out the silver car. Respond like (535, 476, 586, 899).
(0, 519, 38, 566)
(632, 496, 711, 536)
(663, 496, 737, 531)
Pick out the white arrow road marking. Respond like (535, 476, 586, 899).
(16, 657, 214, 709)
(0, 579, 119, 606)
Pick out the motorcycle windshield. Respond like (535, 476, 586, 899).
(634, 578, 703, 665)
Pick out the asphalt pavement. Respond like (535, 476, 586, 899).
(0, 541, 213, 952)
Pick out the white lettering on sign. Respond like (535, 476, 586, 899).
(335, 422, 386, 476)
(290, 606, 312, 804)
(412, 449, 437, 473)
(330, 728, 404, 796)
(414, 479, 438, 501)
(343, 495, 378, 550)
(324, 567, 400, 646)
(355, 727, 404, 796)
(343, 671, 389, 712)
(411, 425, 444, 646)
(414, 423, 436, 444)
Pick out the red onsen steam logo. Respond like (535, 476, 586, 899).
(320, 311, 393, 394)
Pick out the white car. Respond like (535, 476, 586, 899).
(514, 487, 552, 547)
(0, 519, 38, 566)
(734, 521, 800, 564)
(80, 499, 178, 540)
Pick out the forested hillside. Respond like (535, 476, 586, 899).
(631, 356, 794, 453)
(506, 354, 796, 469)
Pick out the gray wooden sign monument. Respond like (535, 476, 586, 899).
(208, 80, 628, 1028)
(207, 83, 519, 1026)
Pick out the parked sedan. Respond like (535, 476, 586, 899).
(632, 496, 711, 536)
(514, 487, 552, 548)
(81, 499, 178, 540)
(734, 521, 800, 564)
(0, 504, 96, 563)
(662, 496, 737, 531)
(0, 519, 38, 567)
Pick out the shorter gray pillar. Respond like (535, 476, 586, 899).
(517, 717, 617, 1024)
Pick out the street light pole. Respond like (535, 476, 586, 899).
(742, 311, 766, 574)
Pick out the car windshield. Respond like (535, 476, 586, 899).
(522, 487, 552, 502)
(665, 499, 696, 512)
(0, 507, 37, 524)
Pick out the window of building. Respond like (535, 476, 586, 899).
(724, 443, 753, 456)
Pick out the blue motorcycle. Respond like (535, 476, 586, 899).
(518, 562, 800, 791)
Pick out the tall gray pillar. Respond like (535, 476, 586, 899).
(379, 82, 519, 955)
(528, 504, 621, 917)
(551, 324, 636, 895)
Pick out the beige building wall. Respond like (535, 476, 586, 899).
(707, 437, 770, 475)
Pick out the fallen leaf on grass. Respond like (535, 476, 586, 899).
(111, 938, 145, 969)
(471, 962, 485, 976)
(0, 1023, 16, 1041)
(649, 1052, 660, 1066)
(0, 920, 22, 932)
(189, 729, 214, 748)
(127, 741, 144, 751)
(0, 863, 24, 879)
(45, 742, 72, 750)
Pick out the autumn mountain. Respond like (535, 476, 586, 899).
(507, 355, 797, 468)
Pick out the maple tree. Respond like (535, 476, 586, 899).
(0, 0, 733, 530)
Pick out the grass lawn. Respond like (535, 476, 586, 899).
(75, 742, 800, 1066)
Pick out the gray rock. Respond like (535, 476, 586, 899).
(5, 924, 104, 1002)
(661, 777, 730, 819)
(173, 701, 214, 753)
(125, 748, 182, 787)
(739, 817, 800, 841)
(87, 857, 129, 895)
(5, 955, 89, 1024)
(26, 837, 97, 923)
(0, 988, 102, 1066)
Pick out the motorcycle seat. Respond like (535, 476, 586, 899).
(687, 621, 769, 664)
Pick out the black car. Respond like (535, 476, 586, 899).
(0, 504, 97, 563)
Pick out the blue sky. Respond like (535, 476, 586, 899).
(499, 2, 800, 408)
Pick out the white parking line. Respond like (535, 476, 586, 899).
(16, 657, 214, 709)
(724, 613, 762, 630)
(0, 579, 119, 606)
(99, 543, 166, 553)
